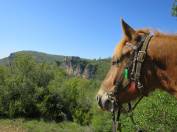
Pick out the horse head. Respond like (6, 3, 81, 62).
(96, 19, 154, 112)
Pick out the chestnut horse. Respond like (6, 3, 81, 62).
(96, 19, 177, 112)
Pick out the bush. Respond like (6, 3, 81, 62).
(91, 109, 112, 132)
(111, 90, 177, 132)
(54, 77, 93, 125)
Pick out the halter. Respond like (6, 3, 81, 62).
(109, 34, 153, 132)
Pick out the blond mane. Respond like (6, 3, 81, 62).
(113, 29, 177, 59)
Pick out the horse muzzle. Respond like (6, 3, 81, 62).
(96, 93, 117, 112)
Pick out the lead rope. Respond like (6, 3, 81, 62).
(112, 111, 117, 132)
(112, 102, 122, 132)
(127, 96, 144, 131)
(112, 96, 144, 132)
(117, 107, 122, 132)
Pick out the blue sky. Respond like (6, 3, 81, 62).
(0, 0, 176, 59)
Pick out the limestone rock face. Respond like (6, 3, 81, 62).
(74, 64, 85, 76)
(82, 64, 96, 79)
(64, 56, 96, 79)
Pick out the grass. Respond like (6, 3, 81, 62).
(0, 119, 26, 132)
(0, 118, 93, 132)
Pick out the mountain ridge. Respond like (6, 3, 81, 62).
(0, 50, 111, 79)
(0, 50, 87, 65)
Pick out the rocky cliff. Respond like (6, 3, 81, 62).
(63, 56, 96, 79)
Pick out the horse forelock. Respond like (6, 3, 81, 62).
(113, 38, 127, 59)
(112, 29, 150, 59)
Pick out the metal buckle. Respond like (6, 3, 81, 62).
(138, 51, 146, 54)
(125, 42, 137, 50)
(137, 51, 146, 62)
(137, 81, 144, 91)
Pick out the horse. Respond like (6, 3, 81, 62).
(96, 19, 177, 128)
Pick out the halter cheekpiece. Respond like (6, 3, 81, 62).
(110, 34, 153, 132)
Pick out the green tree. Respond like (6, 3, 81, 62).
(2, 55, 39, 117)
(0, 66, 9, 116)
(172, 0, 177, 16)
(60, 77, 93, 125)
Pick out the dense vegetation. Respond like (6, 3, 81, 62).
(172, 0, 177, 17)
(0, 53, 176, 132)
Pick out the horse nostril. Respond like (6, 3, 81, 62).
(96, 95, 114, 111)
(104, 99, 112, 110)
(96, 95, 101, 103)
(96, 95, 103, 108)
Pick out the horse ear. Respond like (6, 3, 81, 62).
(121, 19, 136, 40)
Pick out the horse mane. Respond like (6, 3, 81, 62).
(137, 29, 177, 38)
(113, 29, 177, 59)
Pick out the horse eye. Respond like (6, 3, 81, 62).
(112, 59, 120, 65)
(135, 35, 142, 41)
(112, 61, 115, 65)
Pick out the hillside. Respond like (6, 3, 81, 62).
(0, 51, 75, 65)
(0, 51, 111, 80)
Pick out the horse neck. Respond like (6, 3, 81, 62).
(143, 34, 177, 98)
